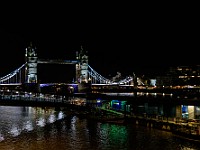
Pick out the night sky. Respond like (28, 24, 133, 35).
(0, 4, 199, 82)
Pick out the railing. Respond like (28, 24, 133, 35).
(0, 93, 86, 107)
(0, 95, 64, 102)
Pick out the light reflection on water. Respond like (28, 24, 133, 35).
(0, 106, 199, 150)
(0, 106, 64, 141)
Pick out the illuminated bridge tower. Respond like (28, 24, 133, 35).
(76, 46, 89, 92)
(25, 43, 38, 83)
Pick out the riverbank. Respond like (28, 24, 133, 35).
(64, 105, 200, 142)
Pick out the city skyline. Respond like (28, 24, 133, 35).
(0, 5, 199, 80)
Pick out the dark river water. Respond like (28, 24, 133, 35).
(0, 106, 199, 150)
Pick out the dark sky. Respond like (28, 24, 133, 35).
(0, 4, 199, 81)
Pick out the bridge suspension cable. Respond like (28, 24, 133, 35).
(117, 76, 133, 85)
(0, 63, 26, 84)
(0, 62, 145, 86)
(87, 65, 113, 84)
(87, 65, 145, 85)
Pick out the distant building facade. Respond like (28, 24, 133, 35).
(155, 65, 200, 86)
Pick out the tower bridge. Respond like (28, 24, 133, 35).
(0, 43, 142, 92)
(2, 43, 200, 123)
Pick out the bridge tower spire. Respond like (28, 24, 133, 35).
(76, 46, 89, 92)
(76, 45, 89, 83)
(25, 42, 38, 83)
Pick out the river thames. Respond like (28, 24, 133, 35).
(0, 106, 199, 150)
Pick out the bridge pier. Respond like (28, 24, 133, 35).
(22, 82, 41, 93)
(78, 82, 91, 93)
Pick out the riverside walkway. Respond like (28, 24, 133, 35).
(0, 93, 81, 107)
(78, 104, 200, 142)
